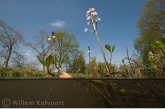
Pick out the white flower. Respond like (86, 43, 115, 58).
(94, 19, 98, 23)
(87, 16, 92, 20)
(148, 51, 153, 56)
(87, 22, 91, 25)
(91, 12, 98, 16)
(86, 10, 91, 14)
(89, 8, 95, 11)
(87, 50, 90, 54)
(84, 28, 88, 32)
(47, 37, 52, 41)
(97, 17, 101, 21)
(86, 13, 89, 17)
(52, 36, 56, 39)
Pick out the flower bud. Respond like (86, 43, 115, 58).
(84, 28, 88, 32)
(51, 32, 54, 36)
(87, 22, 91, 25)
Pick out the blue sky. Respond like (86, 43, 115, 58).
(0, 0, 147, 68)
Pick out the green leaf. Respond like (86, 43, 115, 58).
(46, 52, 51, 57)
(36, 56, 47, 66)
(159, 37, 165, 46)
(45, 55, 55, 67)
(112, 45, 115, 52)
(90, 56, 96, 63)
(105, 44, 111, 53)
(150, 41, 160, 47)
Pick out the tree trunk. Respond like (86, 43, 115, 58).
(5, 60, 8, 68)
(5, 48, 12, 68)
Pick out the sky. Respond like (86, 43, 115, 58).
(0, 0, 147, 68)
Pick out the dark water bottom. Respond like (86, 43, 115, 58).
(0, 78, 165, 108)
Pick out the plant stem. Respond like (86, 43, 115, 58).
(110, 53, 112, 64)
(94, 30, 111, 77)
(89, 52, 90, 63)
(126, 46, 135, 74)
(53, 40, 56, 65)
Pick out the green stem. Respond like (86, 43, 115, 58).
(95, 30, 111, 77)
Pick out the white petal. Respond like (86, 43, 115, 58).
(52, 36, 56, 38)
(97, 17, 101, 21)
(89, 8, 95, 11)
(87, 16, 93, 20)
(84, 28, 88, 32)
(91, 12, 98, 16)
(87, 51, 90, 54)
(94, 19, 98, 23)
(149, 51, 153, 55)
(47, 37, 52, 41)
(87, 16, 91, 20)
(86, 10, 91, 14)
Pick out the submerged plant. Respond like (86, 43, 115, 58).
(85, 8, 112, 77)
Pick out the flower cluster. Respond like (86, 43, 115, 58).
(87, 50, 90, 54)
(87, 46, 91, 54)
(84, 8, 101, 33)
(148, 51, 154, 56)
(47, 32, 56, 41)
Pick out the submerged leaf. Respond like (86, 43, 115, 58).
(120, 88, 126, 93)
(91, 80, 106, 85)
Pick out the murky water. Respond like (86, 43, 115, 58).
(0, 78, 165, 108)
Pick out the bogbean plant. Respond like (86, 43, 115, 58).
(85, 8, 112, 77)
(36, 32, 61, 77)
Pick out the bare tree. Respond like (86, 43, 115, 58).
(0, 20, 24, 67)
(25, 30, 50, 71)
(11, 52, 27, 68)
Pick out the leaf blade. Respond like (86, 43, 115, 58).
(105, 44, 111, 53)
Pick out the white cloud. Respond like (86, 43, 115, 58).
(51, 20, 65, 27)
(22, 50, 31, 56)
